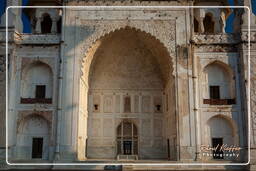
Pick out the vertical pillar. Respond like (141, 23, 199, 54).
(220, 11, 226, 33)
(35, 17, 42, 34)
(175, 10, 197, 162)
(242, 0, 251, 29)
(213, 17, 220, 33)
(199, 17, 205, 33)
(51, 17, 58, 34)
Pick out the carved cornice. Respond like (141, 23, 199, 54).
(14, 33, 61, 44)
(67, 0, 181, 6)
(0, 29, 14, 43)
(194, 44, 238, 53)
(192, 33, 240, 45)
(241, 31, 256, 42)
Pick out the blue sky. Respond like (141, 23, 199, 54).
(226, 0, 256, 32)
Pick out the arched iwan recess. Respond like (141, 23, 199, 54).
(77, 27, 177, 160)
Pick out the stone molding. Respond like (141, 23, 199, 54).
(0, 29, 14, 43)
(194, 52, 239, 62)
(251, 56, 256, 147)
(192, 33, 240, 45)
(194, 45, 238, 52)
(16, 46, 59, 58)
(67, 0, 180, 6)
(242, 31, 256, 42)
(14, 33, 61, 44)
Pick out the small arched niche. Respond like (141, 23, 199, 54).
(20, 61, 53, 104)
(202, 61, 235, 105)
(41, 13, 52, 34)
(206, 115, 237, 160)
(16, 115, 50, 160)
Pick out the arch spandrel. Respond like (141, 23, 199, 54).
(207, 114, 237, 137)
(206, 114, 239, 146)
(16, 112, 53, 134)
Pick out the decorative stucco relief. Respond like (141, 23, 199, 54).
(251, 56, 256, 146)
(242, 31, 256, 42)
(193, 34, 240, 44)
(14, 34, 61, 44)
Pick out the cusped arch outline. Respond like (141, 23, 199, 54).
(80, 24, 176, 85)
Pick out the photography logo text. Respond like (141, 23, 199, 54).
(200, 144, 242, 158)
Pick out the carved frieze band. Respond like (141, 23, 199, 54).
(14, 33, 61, 44)
(242, 31, 256, 42)
(193, 34, 240, 45)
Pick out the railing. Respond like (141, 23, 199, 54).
(192, 33, 240, 44)
(20, 98, 52, 104)
(14, 33, 61, 44)
(203, 99, 236, 105)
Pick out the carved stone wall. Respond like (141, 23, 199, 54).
(250, 44, 256, 167)
(0, 55, 5, 147)
(60, 8, 186, 161)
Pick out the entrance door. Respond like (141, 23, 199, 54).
(212, 138, 223, 159)
(117, 121, 138, 155)
(123, 141, 132, 155)
(32, 137, 43, 158)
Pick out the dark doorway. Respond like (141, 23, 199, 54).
(57, 18, 62, 33)
(212, 138, 224, 159)
(35, 85, 46, 99)
(123, 141, 132, 155)
(210, 86, 220, 99)
(194, 18, 199, 33)
(41, 14, 52, 34)
(32, 138, 43, 159)
(203, 14, 215, 33)
(167, 139, 170, 160)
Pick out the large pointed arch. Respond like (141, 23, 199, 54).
(77, 25, 177, 160)
(80, 26, 174, 87)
